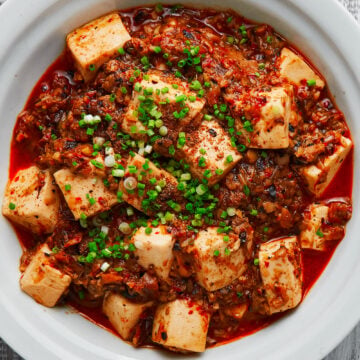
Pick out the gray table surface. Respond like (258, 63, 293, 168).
(0, 0, 359, 359)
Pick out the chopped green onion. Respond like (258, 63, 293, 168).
(226, 155, 233, 163)
(153, 46, 162, 54)
(227, 36, 235, 44)
(175, 94, 187, 103)
(307, 79, 317, 87)
(190, 80, 202, 90)
(141, 56, 149, 66)
(243, 185, 250, 196)
(250, 209, 258, 216)
(169, 145, 175, 155)
(316, 229, 324, 238)
(90, 159, 104, 169)
(155, 3, 163, 13)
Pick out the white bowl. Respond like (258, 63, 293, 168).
(0, 0, 359, 359)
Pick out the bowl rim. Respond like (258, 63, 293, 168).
(0, 0, 359, 359)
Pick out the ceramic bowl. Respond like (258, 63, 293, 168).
(0, 0, 359, 359)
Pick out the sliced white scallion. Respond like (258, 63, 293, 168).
(105, 147, 114, 155)
(119, 222, 131, 234)
(112, 169, 125, 177)
(180, 173, 191, 181)
(196, 184, 207, 195)
(83, 114, 101, 125)
(124, 177, 137, 190)
(104, 155, 115, 167)
(227, 207, 236, 217)
(100, 262, 110, 272)
(92, 215, 103, 226)
(126, 207, 134, 216)
(144, 145, 153, 154)
(101, 225, 109, 235)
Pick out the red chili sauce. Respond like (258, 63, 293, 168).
(7, 4, 353, 349)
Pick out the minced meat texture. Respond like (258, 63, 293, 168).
(8, 4, 352, 351)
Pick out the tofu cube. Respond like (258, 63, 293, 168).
(300, 204, 329, 250)
(54, 168, 118, 220)
(122, 73, 205, 140)
(259, 236, 302, 314)
(20, 244, 71, 307)
(2, 166, 60, 234)
(301, 136, 352, 196)
(187, 227, 248, 291)
(103, 292, 153, 340)
(235, 86, 293, 149)
(119, 153, 179, 215)
(179, 120, 241, 186)
(132, 225, 175, 280)
(152, 299, 210, 352)
(66, 13, 131, 82)
(279, 48, 325, 88)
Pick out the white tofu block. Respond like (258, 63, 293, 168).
(103, 292, 153, 340)
(152, 299, 210, 352)
(2, 166, 60, 234)
(180, 120, 241, 186)
(279, 48, 325, 89)
(235, 86, 293, 149)
(300, 204, 329, 250)
(54, 168, 118, 220)
(20, 244, 71, 307)
(132, 225, 175, 280)
(119, 153, 178, 215)
(259, 236, 302, 314)
(187, 227, 248, 291)
(66, 13, 131, 82)
(122, 73, 205, 139)
(301, 136, 352, 196)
